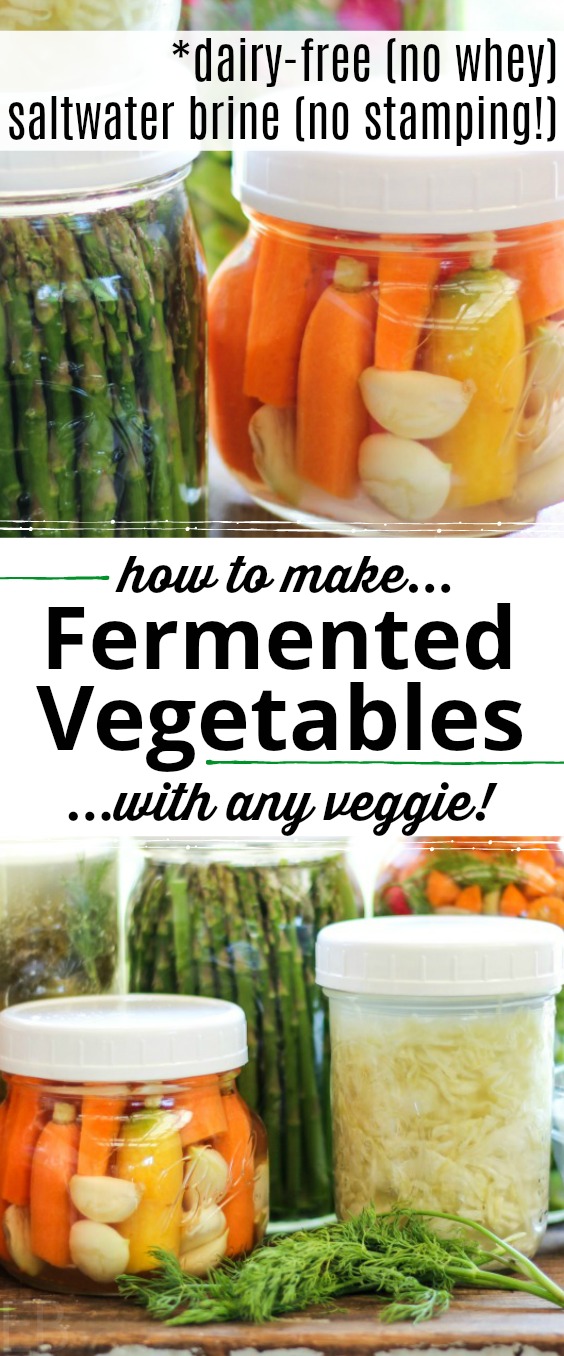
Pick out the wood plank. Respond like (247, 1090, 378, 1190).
(1, 1232, 564, 1356)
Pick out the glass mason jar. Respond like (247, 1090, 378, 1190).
(0, 0, 180, 28)
(0, 840, 119, 1009)
(127, 839, 362, 1222)
(373, 836, 564, 1214)
(210, 148, 564, 535)
(0, 995, 268, 1293)
(0, 152, 206, 537)
(373, 837, 564, 923)
(316, 915, 564, 1254)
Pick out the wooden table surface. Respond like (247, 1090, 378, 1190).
(1, 1231, 564, 1356)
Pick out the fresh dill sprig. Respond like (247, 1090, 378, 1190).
(116, 1207, 564, 1326)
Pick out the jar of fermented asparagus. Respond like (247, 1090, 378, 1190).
(127, 840, 362, 1222)
(0, 149, 206, 536)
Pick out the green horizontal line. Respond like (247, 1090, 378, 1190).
(207, 759, 564, 766)
(0, 575, 109, 581)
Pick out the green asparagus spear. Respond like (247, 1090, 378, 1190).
(0, 272, 21, 535)
(279, 868, 331, 1216)
(257, 866, 301, 1215)
(1, 227, 59, 534)
(133, 216, 190, 538)
(233, 865, 283, 1212)
(78, 219, 148, 536)
(105, 214, 173, 537)
(12, 220, 78, 533)
(168, 865, 194, 994)
(46, 220, 117, 536)
(156, 186, 206, 527)
(217, 862, 258, 1108)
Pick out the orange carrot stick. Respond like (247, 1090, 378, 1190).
(176, 1078, 228, 1148)
(295, 258, 375, 500)
(209, 233, 261, 479)
(502, 223, 564, 325)
(244, 232, 321, 408)
(375, 252, 441, 371)
(30, 1115, 79, 1269)
(216, 1090, 255, 1258)
(77, 1094, 127, 1177)
(1, 1082, 45, 1207)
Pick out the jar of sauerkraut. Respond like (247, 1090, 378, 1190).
(316, 915, 564, 1254)
(210, 147, 564, 535)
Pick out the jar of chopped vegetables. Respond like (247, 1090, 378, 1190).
(0, 995, 268, 1293)
(373, 838, 564, 923)
(316, 915, 564, 1254)
(0, 148, 206, 536)
(209, 147, 564, 534)
(127, 840, 362, 1222)
(0, 840, 119, 1010)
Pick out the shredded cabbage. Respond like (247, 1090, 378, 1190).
(330, 998, 554, 1256)
(0, 0, 178, 27)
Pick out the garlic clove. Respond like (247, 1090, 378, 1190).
(181, 1202, 227, 1256)
(359, 368, 474, 440)
(69, 1175, 143, 1225)
(3, 1205, 43, 1277)
(179, 1230, 229, 1277)
(69, 1220, 130, 1284)
(359, 433, 451, 522)
(183, 1146, 229, 1212)
(503, 450, 564, 517)
(249, 405, 300, 505)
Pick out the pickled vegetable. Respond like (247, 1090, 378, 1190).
(423, 268, 526, 507)
(0, 186, 206, 536)
(330, 997, 553, 1255)
(374, 838, 564, 1213)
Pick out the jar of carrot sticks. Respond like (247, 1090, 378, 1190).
(0, 995, 268, 1293)
(209, 147, 564, 534)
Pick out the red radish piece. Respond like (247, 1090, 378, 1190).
(386, 886, 411, 915)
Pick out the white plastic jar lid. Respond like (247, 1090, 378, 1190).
(0, 995, 248, 1081)
(316, 915, 564, 999)
(0, 147, 196, 200)
(233, 146, 564, 235)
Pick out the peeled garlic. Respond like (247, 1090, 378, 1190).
(52, 1101, 77, 1125)
(69, 1175, 143, 1224)
(184, 1146, 229, 1212)
(249, 406, 300, 505)
(69, 1220, 130, 1283)
(3, 1205, 43, 1277)
(181, 1203, 227, 1255)
(359, 434, 451, 521)
(179, 1230, 229, 1276)
(359, 368, 474, 440)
